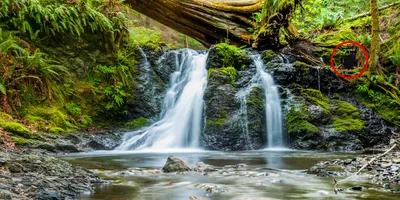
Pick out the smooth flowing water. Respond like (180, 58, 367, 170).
(236, 54, 283, 148)
(61, 151, 398, 200)
(116, 49, 208, 151)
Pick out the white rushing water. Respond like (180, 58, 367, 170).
(116, 49, 208, 151)
(255, 56, 284, 148)
(238, 54, 284, 148)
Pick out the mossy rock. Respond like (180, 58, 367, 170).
(331, 100, 359, 118)
(300, 89, 330, 111)
(0, 122, 31, 138)
(0, 112, 13, 121)
(49, 127, 66, 134)
(207, 68, 234, 85)
(286, 104, 319, 135)
(125, 117, 149, 130)
(11, 136, 41, 146)
(207, 118, 228, 126)
(209, 43, 250, 70)
(219, 67, 237, 84)
(24, 107, 77, 132)
(332, 117, 364, 131)
(261, 50, 277, 63)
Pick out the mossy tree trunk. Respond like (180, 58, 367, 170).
(369, 0, 380, 76)
(125, 0, 300, 49)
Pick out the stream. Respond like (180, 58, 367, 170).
(60, 150, 398, 200)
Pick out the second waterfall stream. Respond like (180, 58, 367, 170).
(116, 49, 284, 151)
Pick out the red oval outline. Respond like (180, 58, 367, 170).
(330, 41, 369, 80)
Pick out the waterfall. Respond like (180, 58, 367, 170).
(116, 49, 208, 151)
(252, 54, 284, 148)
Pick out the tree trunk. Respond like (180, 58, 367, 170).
(369, 0, 380, 75)
(125, 0, 299, 49)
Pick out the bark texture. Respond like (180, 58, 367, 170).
(369, 0, 380, 74)
(125, 0, 299, 48)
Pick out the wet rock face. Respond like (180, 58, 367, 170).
(0, 152, 102, 199)
(202, 46, 266, 150)
(162, 156, 191, 172)
(125, 47, 167, 121)
(262, 54, 399, 151)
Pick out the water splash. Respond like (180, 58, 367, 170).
(116, 49, 208, 151)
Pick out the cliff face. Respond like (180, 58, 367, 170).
(200, 44, 399, 151)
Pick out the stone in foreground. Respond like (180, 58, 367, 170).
(162, 156, 191, 172)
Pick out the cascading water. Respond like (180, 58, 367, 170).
(238, 54, 284, 148)
(116, 49, 208, 151)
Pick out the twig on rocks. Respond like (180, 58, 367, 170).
(333, 143, 398, 193)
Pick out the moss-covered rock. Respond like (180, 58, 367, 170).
(49, 127, 66, 134)
(207, 43, 251, 70)
(24, 106, 77, 132)
(0, 122, 31, 138)
(287, 105, 319, 135)
(125, 117, 149, 130)
(300, 89, 330, 111)
(261, 50, 277, 63)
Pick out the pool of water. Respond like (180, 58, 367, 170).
(60, 150, 398, 200)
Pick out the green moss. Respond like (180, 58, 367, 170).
(300, 89, 330, 111)
(11, 136, 41, 146)
(49, 127, 66, 134)
(356, 92, 400, 127)
(220, 67, 237, 84)
(129, 27, 163, 51)
(295, 61, 310, 70)
(262, 50, 276, 62)
(125, 117, 149, 129)
(25, 106, 77, 132)
(332, 118, 364, 131)
(0, 112, 13, 121)
(207, 118, 228, 126)
(25, 115, 45, 124)
(287, 105, 319, 134)
(331, 100, 359, 118)
(314, 28, 357, 46)
(330, 100, 364, 131)
(215, 42, 247, 70)
(0, 121, 31, 138)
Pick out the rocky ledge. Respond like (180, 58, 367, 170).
(0, 152, 107, 199)
(308, 151, 400, 192)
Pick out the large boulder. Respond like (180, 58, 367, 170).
(162, 156, 191, 172)
(202, 45, 266, 150)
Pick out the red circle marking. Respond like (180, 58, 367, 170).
(330, 41, 369, 80)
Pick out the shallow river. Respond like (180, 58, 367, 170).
(61, 150, 398, 200)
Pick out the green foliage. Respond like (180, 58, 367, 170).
(215, 42, 247, 70)
(0, 0, 125, 38)
(103, 82, 131, 110)
(293, 0, 397, 32)
(125, 117, 149, 130)
(0, 121, 31, 137)
(65, 103, 82, 117)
